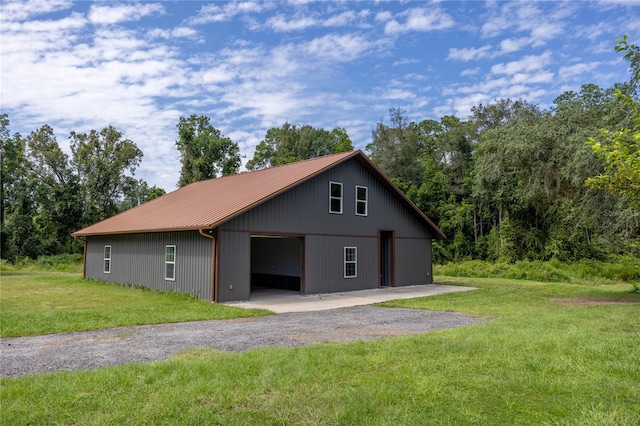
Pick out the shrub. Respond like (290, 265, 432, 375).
(434, 257, 640, 286)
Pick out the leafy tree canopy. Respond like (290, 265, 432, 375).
(246, 123, 353, 171)
(175, 115, 241, 187)
(586, 36, 640, 208)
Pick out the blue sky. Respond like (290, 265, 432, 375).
(2, 0, 639, 191)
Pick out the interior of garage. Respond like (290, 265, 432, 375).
(250, 236, 303, 294)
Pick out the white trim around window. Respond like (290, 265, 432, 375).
(165, 245, 176, 281)
(355, 185, 368, 216)
(329, 181, 343, 214)
(103, 245, 111, 274)
(344, 246, 357, 278)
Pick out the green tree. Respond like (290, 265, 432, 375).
(246, 123, 353, 170)
(119, 178, 166, 211)
(0, 115, 36, 260)
(70, 126, 144, 223)
(175, 115, 240, 187)
(366, 108, 423, 188)
(25, 125, 83, 254)
(586, 36, 640, 208)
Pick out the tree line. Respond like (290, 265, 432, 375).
(1, 37, 638, 263)
(0, 113, 354, 260)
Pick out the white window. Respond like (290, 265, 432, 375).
(103, 245, 111, 273)
(329, 181, 343, 214)
(344, 247, 357, 278)
(165, 245, 176, 281)
(356, 186, 368, 216)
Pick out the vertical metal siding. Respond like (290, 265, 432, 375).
(216, 229, 251, 302)
(395, 237, 432, 285)
(85, 231, 212, 300)
(304, 235, 377, 294)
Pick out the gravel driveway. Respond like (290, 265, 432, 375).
(1, 306, 485, 377)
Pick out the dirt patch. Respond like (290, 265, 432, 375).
(549, 296, 639, 306)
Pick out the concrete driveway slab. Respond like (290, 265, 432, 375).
(224, 284, 477, 313)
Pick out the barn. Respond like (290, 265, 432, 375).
(72, 150, 445, 303)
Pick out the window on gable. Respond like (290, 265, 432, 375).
(356, 186, 368, 216)
(165, 245, 176, 281)
(329, 181, 343, 214)
(103, 245, 111, 274)
(344, 247, 357, 278)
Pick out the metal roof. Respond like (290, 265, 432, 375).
(72, 150, 445, 239)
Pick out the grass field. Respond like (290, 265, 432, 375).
(0, 273, 272, 337)
(2, 274, 638, 425)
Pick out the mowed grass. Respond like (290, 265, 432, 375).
(0, 273, 272, 337)
(2, 276, 639, 425)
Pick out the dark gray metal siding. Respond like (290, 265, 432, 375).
(305, 235, 378, 294)
(85, 231, 213, 300)
(396, 237, 433, 285)
(216, 229, 251, 302)
(219, 158, 434, 297)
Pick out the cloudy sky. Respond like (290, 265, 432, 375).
(2, 0, 639, 191)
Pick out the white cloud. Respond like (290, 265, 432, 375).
(384, 7, 454, 35)
(460, 68, 480, 77)
(380, 88, 415, 100)
(304, 33, 374, 62)
(375, 11, 393, 22)
(490, 51, 552, 75)
(189, 1, 271, 25)
(266, 9, 368, 32)
(149, 27, 199, 40)
(558, 62, 602, 81)
(499, 37, 530, 53)
(0, 0, 72, 22)
(448, 45, 493, 62)
(481, 1, 568, 47)
(88, 3, 165, 25)
(393, 58, 420, 66)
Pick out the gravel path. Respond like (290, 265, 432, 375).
(1, 306, 485, 377)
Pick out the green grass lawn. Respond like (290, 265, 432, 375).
(0, 273, 272, 337)
(2, 275, 638, 425)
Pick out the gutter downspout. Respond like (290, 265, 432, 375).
(198, 228, 217, 303)
(72, 235, 87, 278)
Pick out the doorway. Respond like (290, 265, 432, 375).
(250, 235, 303, 296)
(380, 230, 394, 287)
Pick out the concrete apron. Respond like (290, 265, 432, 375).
(223, 284, 477, 313)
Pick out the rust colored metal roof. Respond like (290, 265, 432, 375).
(72, 150, 445, 239)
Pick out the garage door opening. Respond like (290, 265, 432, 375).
(250, 235, 303, 297)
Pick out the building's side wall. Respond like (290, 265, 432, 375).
(85, 231, 213, 300)
(217, 158, 433, 300)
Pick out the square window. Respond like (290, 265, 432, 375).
(356, 186, 368, 216)
(103, 245, 111, 274)
(165, 245, 176, 280)
(329, 182, 343, 214)
(344, 247, 357, 278)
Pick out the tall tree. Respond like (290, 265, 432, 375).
(0, 115, 34, 259)
(366, 108, 423, 188)
(70, 126, 143, 223)
(246, 123, 353, 170)
(175, 115, 240, 186)
(25, 125, 83, 254)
